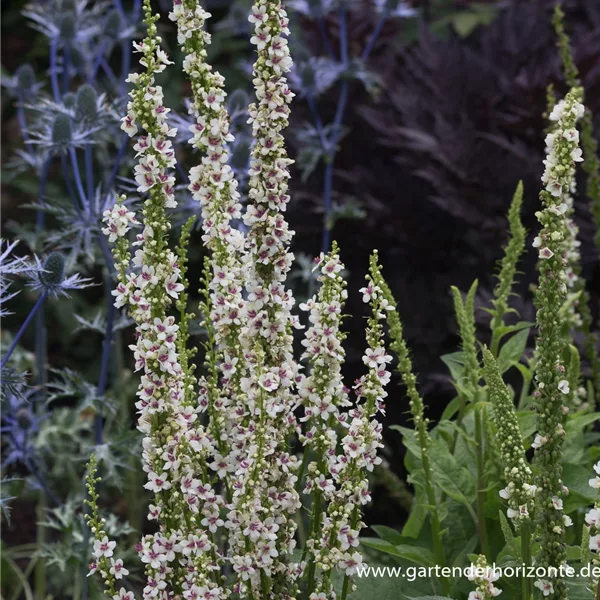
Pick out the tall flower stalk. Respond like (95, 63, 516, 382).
(489, 181, 526, 357)
(552, 3, 600, 403)
(532, 88, 585, 600)
(369, 253, 449, 596)
(482, 346, 534, 600)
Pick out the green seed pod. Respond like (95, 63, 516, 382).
(15, 64, 36, 94)
(76, 84, 98, 121)
(105, 9, 122, 39)
(62, 93, 76, 109)
(52, 113, 73, 146)
(40, 252, 66, 287)
(59, 13, 76, 41)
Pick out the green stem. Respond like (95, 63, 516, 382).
(521, 520, 532, 600)
(305, 493, 322, 596)
(421, 435, 450, 596)
(34, 495, 46, 600)
(490, 326, 502, 358)
(475, 407, 489, 558)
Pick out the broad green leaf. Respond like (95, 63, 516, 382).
(406, 597, 458, 600)
(372, 525, 405, 546)
(497, 328, 529, 374)
(360, 539, 436, 568)
(562, 463, 597, 510)
(391, 425, 422, 459)
(566, 413, 600, 434)
(516, 411, 537, 440)
(402, 481, 428, 539)
(441, 396, 461, 421)
(440, 352, 466, 385)
(498, 510, 517, 553)
(493, 321, 535, 339)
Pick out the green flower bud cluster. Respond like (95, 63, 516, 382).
(489, 182, 526, 356)
(483, 347, 534, 524)
(451, 280, 480, 398)
(369, 252, 448, 581)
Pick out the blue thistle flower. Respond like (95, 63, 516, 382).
(27, 251, 93, 298)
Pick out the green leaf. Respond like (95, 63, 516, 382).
(440, 352, 465, 385)
(562, 463, 597, 510)
(516, 411, 537, 440)
(372, 525, 405, 546)
(498, 510, 517, 552)
(493, 321, 535, 340)
(360, 539, 436, 567)
(406, 596, 458, 600)
(402, 479, 428, 539)
(441, 396, 461, 421)
(497, 328, 530, 374)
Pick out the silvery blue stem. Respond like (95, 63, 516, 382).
(101, 59, 119, 88)
(25, 456, 60, 505)
(105, 133, 129, 196)
(1, 292, 48, 370)
(362, 8, 388, 61)
(69, 147, 88, 209)
(61, 153, 83, 215)
(62, 43, 71, 94)
(85, 146, 94, 201)
(310, 5, 335, 59)
(90, 38, 108, 82)
(36, 156, 51, 230)
(113, 0, 125, 20)
(17, 102, 30, 144)
(120, 39, 131, 94)
(49, 39, 61, 102)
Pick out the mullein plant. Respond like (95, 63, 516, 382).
(552, 3, 600, 402)
(90, 1, 393, 599)
(532, 89, 585, 600)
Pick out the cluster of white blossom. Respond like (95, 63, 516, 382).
(305, 273, 392, 598)
(539, 95, 585, 333)
(466, 556, 502, 599)
(223, 1, 304, 594)
(93, 0, 394, 598)
(169, 0, 246, 500)
(101, 2, 228, 598)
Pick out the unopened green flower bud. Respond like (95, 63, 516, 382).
(62, 93, 76, 109)
(40, 252, 66, 287)
(15, 64, 36, 94)
(52, 113, 73, 146)
(105, 9, 122, 38)
(59, 13, 76, 41)
(76, 84, 98, 121)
